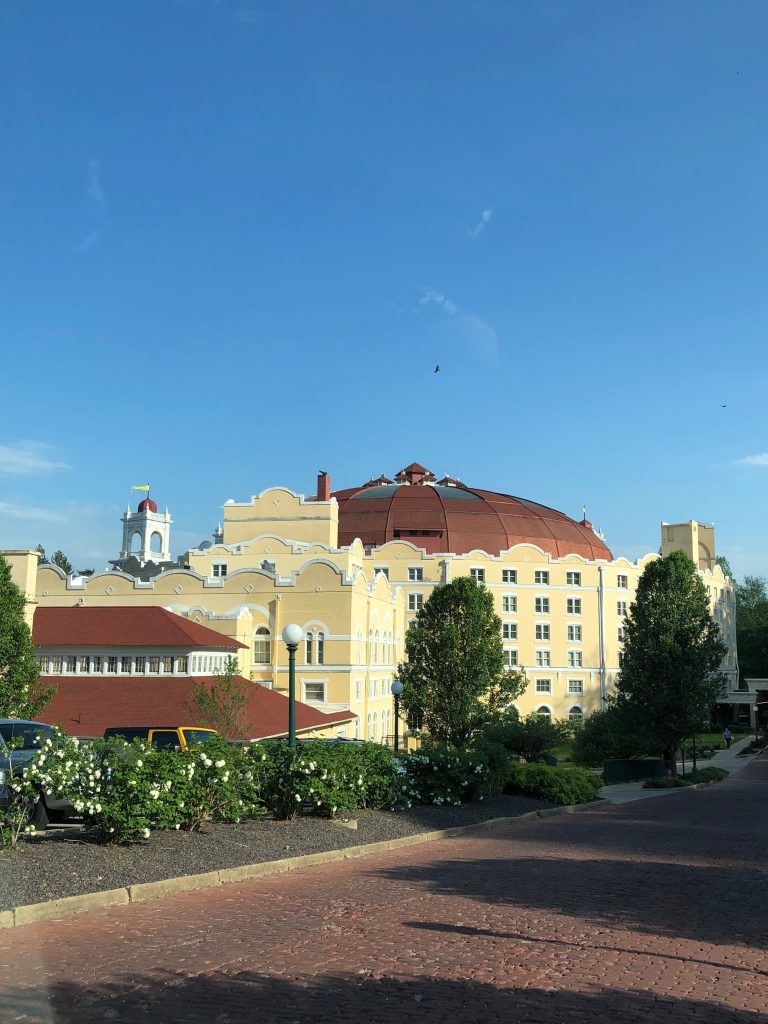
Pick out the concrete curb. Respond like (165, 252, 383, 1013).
(1, 802, 599, 929)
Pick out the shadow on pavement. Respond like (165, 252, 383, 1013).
(7, 970, 768, 1024)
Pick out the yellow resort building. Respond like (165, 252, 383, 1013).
(3, 462, 739, 742)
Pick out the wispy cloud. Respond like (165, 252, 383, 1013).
(0, 502, 67, 524)
(418, 289, 459, 316)
(416, 287, 499, 362)
(75, 230, 101, 253)
(87, 159, 106, 213)
(76, 158, 107, 254)
(467, 208, 492, 239)
(737, 453, 768, 466)
(0, 441, 70, 476)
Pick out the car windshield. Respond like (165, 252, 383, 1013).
(0, 724, 52, 749)
(182, 730, 217, 747)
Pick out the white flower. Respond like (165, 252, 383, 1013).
(136, 759, 143, 768)
(175, 824, 180, 830)
(215, 759, 226, 769)
(295, 794, 302, 801)
(163, 780, 172, 791)
(141, 828, 150, 839)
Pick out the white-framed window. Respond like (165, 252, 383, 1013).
(470, 568, 485, 583)
(368, 679, 376, 699)
(121, 656, 132, 674)
(567, 598, 582, 614)
(52, 656, 63, 673)
(503, 650, 518, 667)
(535, 650, 551, 667)
(618, 625, 627, 642)
(502, 594, 517, 613)
(569, 706, 584, 724)
(367, 713, 374, 740)
(617, 600, 628, 617)
(371, 711, 377, 740)
(535, 623, 550, 641)
(305, 632, 314, 664)
(502, 569, 517, 584)
(408, 593, 423, 612)
(149, 657, 160, 673)
(617, 574, 629, 589)
(178, 657, 188, 673)
(535, 597, 550, 614)
(212, 562, 228, 578)
(163, 656, 173, 673)
(408, 567, 423, 582)
(567, 624, 582, 642)
(374, 566, 389, 579)
(567, 679, 584, 695)
(253, 627, 271, 665)
(354, 716, 360, 738)
(134, 656, 145, 673)
(317, 632, 325, 665)
(78, 656, 90, 673)
(303, 681, 326, 703)
(355, 680, 362, 702)
(503, 622, 518, 640)
(536, 705, 552, 720)
(40, 656, 51, 673)
(107, 656, 118, 673)
(566, 571, 581, 586)
(535, 678, 552, 694)
(568, 651, 583, 668)
(535, 570, 549, 585)
(66, 656, 77, 673)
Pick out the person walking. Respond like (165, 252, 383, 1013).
(723, 727, 733, 749)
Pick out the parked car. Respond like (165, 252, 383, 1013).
(0, 719, 74, 829)
(103, 726, 219, 752)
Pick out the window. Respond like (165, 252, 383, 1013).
(568, 651, 583, 667)
(305, 632, 314, 664)
(163, 656, 174, 673)
(211, 562, 228, 578)
(253, 627, 271, 665)
(535, 597, 550, 614)
(503, 650, 518, 667)
(368, 679, 376, 699)
(536, 706, 552, 720)
(535, 570, 549, 585)
(354, 717, 360, 739)
(372, 711, 377, 740)
(503, 623, 518, 640)
(617, 600, 628, 617)
(367, 713, 373, 739)
(149, 657, 160, 673)
(40, 656, 51, 673)
(566, 571, 581, 586)
(618, 625, 627, 642)
(617, 574, 629, 589)
(535, 678, 552, 694)
(374, 566, 389, 579)
(121, 656, 132, 674)
(567, 624, 582, 642)
(317, 632, 325, 665)
(535, 623, 550, 641)
(408, 567, 423, 582)
(177, 657, 188, 673)
(134, 656, 145, 673)
(535, 650, 551, 667)
(78, 656, 90, 673)
(502, 595, 517, 613)
(408, 593, 423, 612)
(567, 598, 582, 614)
(52, 656, 63, 673)
(355, 680, 362, 702)
(470, 568, 485, 583)
(567, 679, 584, 695)
(107, 657, 118, 673)
(66, 656, 77, 673)
(502, 569, 517, 584)
(569, 706, 584, 724)
(304, 682, 326, 702)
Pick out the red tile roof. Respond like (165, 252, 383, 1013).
(38, 676, 356, 741)
(33, 607, 245, 650)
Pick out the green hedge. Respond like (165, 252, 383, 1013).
(505, 762, 602, 805)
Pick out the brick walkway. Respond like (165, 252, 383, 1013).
(2, 758, 767, 1024)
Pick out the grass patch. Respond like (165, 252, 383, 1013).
(643, 766, 728, 789)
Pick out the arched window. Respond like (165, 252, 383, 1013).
(317, 632, 325, 665)
(305, 631, 314, 665)
(150, 531, 163, 553)
(569, 706, 584, 725)
(131, 531, 142, 552)
(372, 711, 377, 741)
(368, 630, 373, 666)
(253, 627, 271, 665)
(536, 705, 552, 720)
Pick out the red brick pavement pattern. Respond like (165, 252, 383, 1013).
(2, 760, 768, 1023)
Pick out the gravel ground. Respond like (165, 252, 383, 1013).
(0, 795, 553, 911)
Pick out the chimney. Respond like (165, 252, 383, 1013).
(317, 471, 331, 501)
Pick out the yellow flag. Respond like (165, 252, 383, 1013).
(131, 484, 150, 491)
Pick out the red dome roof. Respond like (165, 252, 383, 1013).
(333, 463, 612, 560)
(138, 497, 158, 513)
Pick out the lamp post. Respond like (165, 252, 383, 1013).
(391, 678, 404, 752)
(281, 624, 304, 747)
(753, 705, 760, 742)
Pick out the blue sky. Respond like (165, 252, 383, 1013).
(2, 1, 768, 577)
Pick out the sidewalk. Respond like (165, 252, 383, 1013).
(598, 736, 759, 805)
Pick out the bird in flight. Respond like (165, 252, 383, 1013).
(721, 404, 727, 408)
(434, 364, 440, 374)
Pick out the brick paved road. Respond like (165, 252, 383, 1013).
(2, 759, 767, 1024)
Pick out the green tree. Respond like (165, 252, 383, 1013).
(615, 550, 727, 773)
(0, 555, 56, 718)
(397, 575, 506, 748)
(572, 706, 656, 767)
(35, 544, 48, 564)
(733, 575, 768, 679)
(480, 713, 568, 763)
(715, 555, 734, 580)
(51, 550, 74, 575)
(185, 656, 250, 740)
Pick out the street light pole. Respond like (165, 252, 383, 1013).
(753, 705, 760, 743)
(281, 624, 304, 747)
(391, 678, 404, 752)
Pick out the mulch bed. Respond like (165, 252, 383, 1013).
(0, 794, 553, 911)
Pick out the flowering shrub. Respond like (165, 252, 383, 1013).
(505, 762, 602, 805)
(401, 745, 488, 807)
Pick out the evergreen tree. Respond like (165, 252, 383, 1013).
(616, 550, 726, 772)
(185, 656, 250, 740)
(0, 555, 56, 718)
(51, 550, 74, 575)
(397, 575, 511, 747)
(35, 544, 48, 564)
